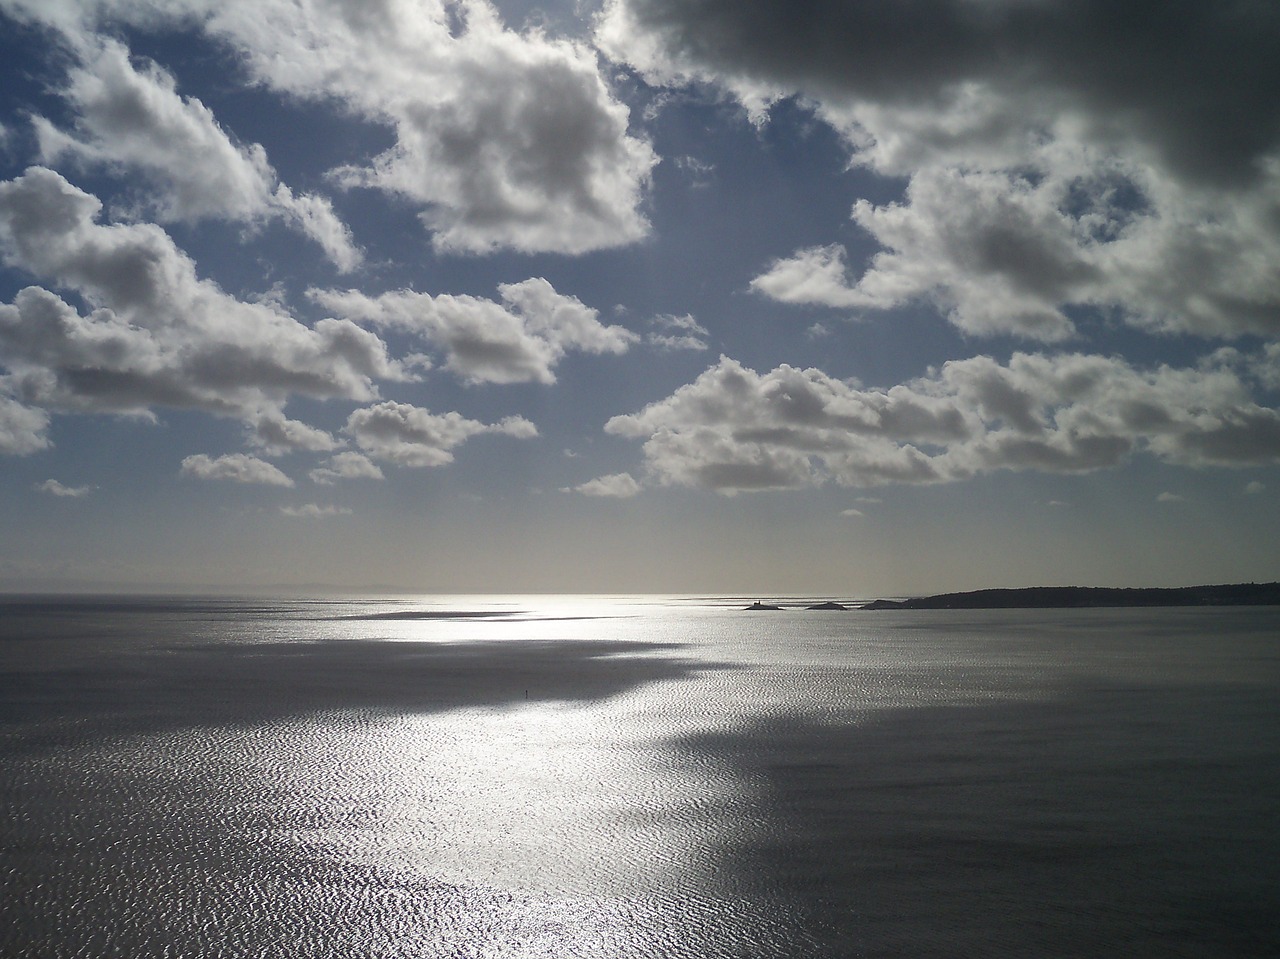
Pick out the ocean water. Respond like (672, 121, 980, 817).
(2, 595, 1278, 958)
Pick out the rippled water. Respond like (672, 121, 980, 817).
(3, 596, 1278, 957)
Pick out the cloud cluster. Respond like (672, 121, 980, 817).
(34, 36, 362, 270)
(6, 0, 655, 256)
(0, 168, 400, 435)
(601, 0, 1280, 341)
(606, 353, 1280, 494)
(313, 278, 637, 384)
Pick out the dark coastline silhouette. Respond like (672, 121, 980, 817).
(860, 582, 1280, 610)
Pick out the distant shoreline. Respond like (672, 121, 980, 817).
(859, 583, 1280, 610)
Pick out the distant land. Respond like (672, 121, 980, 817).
(861, 583, 1280, 610)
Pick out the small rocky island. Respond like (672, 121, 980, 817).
(860, 583, 1280, 610)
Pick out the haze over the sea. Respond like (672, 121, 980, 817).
(1, 1, 1278, 595)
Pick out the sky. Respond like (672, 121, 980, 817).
(0, 0, 1277, 596)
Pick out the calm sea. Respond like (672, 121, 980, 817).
(2, 595, 1277, 957)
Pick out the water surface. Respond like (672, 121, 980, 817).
(3, 596, 1277, 956)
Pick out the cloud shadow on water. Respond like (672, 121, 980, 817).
(672, 682, 1280, 958)
(1, 630, 720, 737)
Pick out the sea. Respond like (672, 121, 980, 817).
(2, 594, 1278, 958)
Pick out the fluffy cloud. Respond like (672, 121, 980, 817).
(749, 245, 863, 310)
(36, 478, 90, 497)
(344, 400, 537, 468)
(245, 410, 340, 456)
(309, 451, 385, 485)
(606, 352, 1280, 494)
(181, 452, 294, 486)
(565, 472, 641, 498)
(312, 278, 636, 385)
(34, 37, 361, 270)
(6, 0, 655, 256)
(771, 163, 1280, 342)
(603, 0, 1280, 342)
(0, 395, 49, 454)
(0, 168, 400, 428)
(318, 1, 656, 254)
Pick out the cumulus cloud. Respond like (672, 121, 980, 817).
(606, 352, 1280, 494)
(603, 0, 1280, 342)
(280, 503, 352, 518)
(245, 410, 340, 456)
(0, 168, 400, 428)
(305, 0, 654, 254)
(344, 400, 537, 468)
(4, 0, 656, 255)
(750, 245, 863, 310)
(35, 478, 90, 497)
(565, 472, 641, 498)
(181, 452, 294, 486)
(309, 451, 385, 485)
(33, 37, 361, 270)
(312, 278, 636, 384)
(1245, 480, 1265, 495)
(0, 395, 49, 454)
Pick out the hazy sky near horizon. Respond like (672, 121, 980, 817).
(1, 0, 1278, 595)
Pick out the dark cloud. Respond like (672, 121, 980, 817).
(603, 0, 1280, 186)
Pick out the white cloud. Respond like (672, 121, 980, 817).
(344, 400, 537, 468)
(750, 245, 863, 310)
(246, 410, 340, 456)
(280, 503, 352, 517)
(311, 1, 654, 254)
(646, 312, 708, 351)
(36, 478, 90, 497)
(839, 507, 863, 517)
(5, 0, 656, 255)
(606, 351, 1280, 494)
(565, 472, 641, 498)
(181, 452, 294, 486)
(0, 395, 49, 454)
(1245, 480, 1265, 495)
(1156, 492, 1185, 503)
(0, 168, 401, 426)
(312, 278, 636, 385)
(33, 37, 361, 270)
(309, 451, 385, 485)
(270, 184, 363, 273)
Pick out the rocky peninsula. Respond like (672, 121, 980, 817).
(860, 583, 1280, 610)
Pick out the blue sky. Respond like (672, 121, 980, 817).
(1, 0, 1277, 595)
